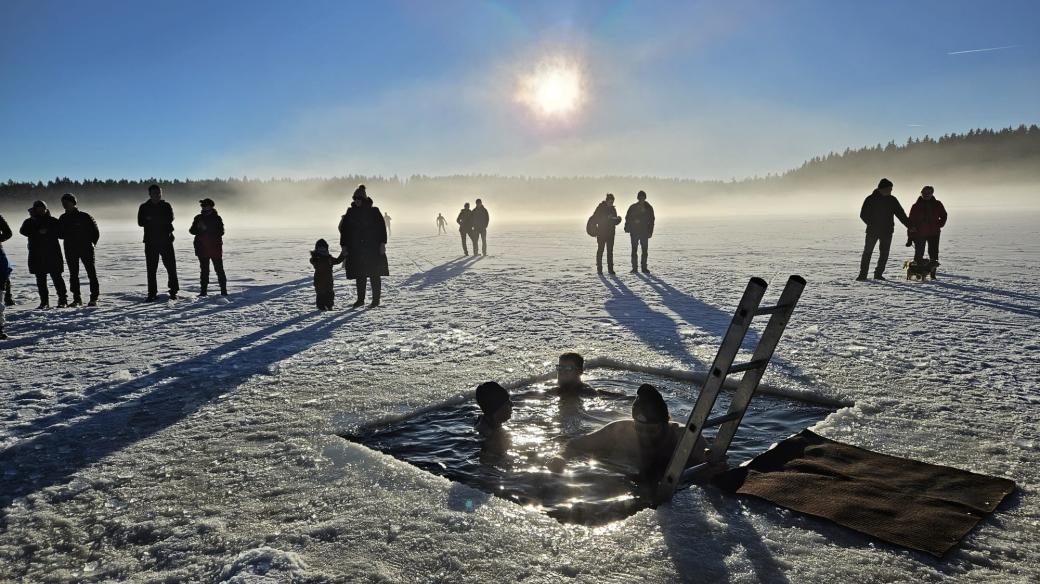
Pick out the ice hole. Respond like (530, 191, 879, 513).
(340, 366, 838, 525)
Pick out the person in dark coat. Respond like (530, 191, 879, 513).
(19, 201, 68, 309)
(907, 186, 948, 267)
(339, 185, 389, 308)
(592, 193, 622, 274)
(471, 198, 490, 256)
(857, 178, 909, 281)
(138, 184, 179, 301)
(624, 190, 655, 273)
(188, 198, 227, 297)
(57, 193, 101, 306)
(456, 203, 473, 256)
(309, 239, 343, 310)
(0, 213, 12, 337)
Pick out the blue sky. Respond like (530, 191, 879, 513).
(1, 0, 1037, 181)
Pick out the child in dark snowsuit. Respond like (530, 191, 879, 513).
(309, 239, 343, 311)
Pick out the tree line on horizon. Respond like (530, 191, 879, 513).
(1, 124, 1037, 208)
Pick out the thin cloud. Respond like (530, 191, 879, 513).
(947, 45, 1019, 55)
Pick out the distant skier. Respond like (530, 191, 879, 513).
(857, 178, 909, 281)
(474, 381, 513, 438)
(436, 213, 447, 235)
(138, 184, 179, 300)
(471, 198, 489, 256)
(339, 185, 389, 308)
(456, 202, 473, 256)
(309, 238, 343, 311)
(189, 198, 227, 297)
(591, 193, 622, 274)
(57, 193, 100, 306)
(19, 201, 68, 309)
(549, 384, 707, 482)
(0, 213, 12, 337)
(624, 190, 655, 273)
(907, 186, 948, 269)
(383, 211, 392, 237)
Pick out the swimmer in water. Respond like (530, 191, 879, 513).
(474, 381, 513, 438)
(547, 352, 625, 399)
(549, 384, 707, 481)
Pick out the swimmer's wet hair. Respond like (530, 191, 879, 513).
(476, 382, 510, 414)
(633, 384, 669, 424)
(559, 352, 584, 371)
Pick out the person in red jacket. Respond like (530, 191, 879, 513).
(906, 186, 947, 266)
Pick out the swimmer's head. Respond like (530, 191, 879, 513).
(557, 353, 584, 388)
(476, 382, 512, 426)
(633, 384, 670, 428)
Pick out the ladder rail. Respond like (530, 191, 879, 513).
(708, 276, 806, 462)
(653, 277, 768, 503)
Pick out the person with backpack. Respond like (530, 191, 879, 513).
(589, 193, 621, 274)
(624, 190, 655, 273)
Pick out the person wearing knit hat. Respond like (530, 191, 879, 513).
(550, 384, 707, 481)
(310, 238, 343, 311)
(857, 177, 909, 281)
(474, 381, 513, 437)
(189, 198, 228, 297)
(58, 193, 101, 306)
(19, 201, 69, 308)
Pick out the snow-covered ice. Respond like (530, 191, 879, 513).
(1, 211, 1037, 582)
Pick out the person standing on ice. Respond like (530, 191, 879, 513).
(339, 185, 389, 308)
(189, 198, 228, 297)
(138, 184, 179, 301)
(383, 211, 392, 237)
(471, 198, 489, 256)
(592, 193, 622, 274)
(624, 190, 655, 274)
(57, 193, 101, 306)
(907, 186, 948, 269)
(309, 239, 343, 310)
(0, 213, 12, 338)
(857, 178, 909, 281)
(456, 202, 474, 255)
(20, 201, 68, 309)
(436, 213, 447, 235)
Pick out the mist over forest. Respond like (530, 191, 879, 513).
(2, 125, 1037, 227)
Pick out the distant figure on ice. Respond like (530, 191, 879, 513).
(339, 185, 389, 308)
(474, 381, 513, 438)
(20, 201, 68, 309)
(0, 213, 12, 338)
(383, 211, 392, 237)
(591, 193, 622, 274)
(309, 238, 343, 311)
(624, 191, 655, 274)
(456, 202, 474, 255)
(138, 184, 179, 300)
(436, 213, 448, 235)
(57, 193, 100, 306)
(858, 178, 909, 281)
(471, 198, 490, 256)
(907, 186, 948, 269)
(550, 384, 707, 481)
(189, 198, 227, 297)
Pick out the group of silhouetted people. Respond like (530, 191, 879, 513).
(858, 178, 948, 280)
(455, 199, 490, 256)
(472, 352, 706, 483)
(588, 190, 656, 274)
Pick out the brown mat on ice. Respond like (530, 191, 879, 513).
(712, 429, 1016, 557)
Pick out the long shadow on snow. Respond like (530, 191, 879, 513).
(0, 309, 359, 516)
(877, 280, 1040, 319)
(0, 277, 312, 350)
(600, 275, 707, 373)
(399, 255, 481, 290)
(637, 273, 814, 384)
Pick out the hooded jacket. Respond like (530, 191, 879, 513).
(908, 196, 948, 238)
(860, 190, 909, 234)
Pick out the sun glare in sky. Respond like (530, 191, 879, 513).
(516, 57, 585, 121)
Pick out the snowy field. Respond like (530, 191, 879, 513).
(1, 210, 1038, 583)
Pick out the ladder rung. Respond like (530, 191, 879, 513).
(754, 303, 790, 316)
(704, 411, 742, 428)
(727, 359, 768, 374)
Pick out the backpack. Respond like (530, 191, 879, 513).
(586, 215, 599, 237)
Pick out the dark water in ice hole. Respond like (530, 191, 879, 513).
(343, 369, 835, 525)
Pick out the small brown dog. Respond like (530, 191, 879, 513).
(903, 259, 938, 281)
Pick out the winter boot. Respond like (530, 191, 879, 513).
(87, 296, 98, 307)
(70, 296, 83, 307)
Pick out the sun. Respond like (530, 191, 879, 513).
(516, 57, 585, 120)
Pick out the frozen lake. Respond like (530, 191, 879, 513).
(1, 210, 1038, 582)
